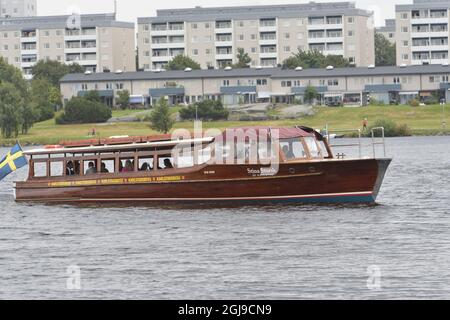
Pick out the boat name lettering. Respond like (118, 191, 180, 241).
(247, 167, 278, 177)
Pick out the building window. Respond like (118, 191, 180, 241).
(192, 49, 199, 56)
(239, 34, 244, 41)
(284, 33, 290, 39)
(205, 23, 211, 29)
(393, 77, 400, 84)
(281, 81, 292, 87)
(348, 17, 355, 24)
(223, 80, 230, 86)
(402, 27, 409, 33)
(328, 79, 339, 86)
(257, 79, 267, 86)
(251, 47, 257, 53)
(192, 23, 198, 29)
(251, 34, 257, 40)
(402, 40, 409, 47)
(116, 83, 124, 90)
(401, 13, 408, 20)
(284, 46, 290, 53)
(348, 30, 354, 37)
(402, 54, 409, 60)
(238, 21, 244, 27)
(81, 84, 88, 90)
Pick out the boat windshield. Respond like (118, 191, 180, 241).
(279, 138, 307, 160)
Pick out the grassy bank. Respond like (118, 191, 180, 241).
(1, 105, 448, 146)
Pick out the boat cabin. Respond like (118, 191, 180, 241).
(23, 127, 333, 181)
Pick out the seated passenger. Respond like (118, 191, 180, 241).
(101, 163, 109, 173)
(66, 161, 75, 176)
(85, 162, 97, 175)
(164, 159, 174, 169)
(140, 163, 150, 171)
(123, 160, 134, 172)
(282, 145, 295, 160)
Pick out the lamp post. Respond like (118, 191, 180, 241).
(442, 99, 446, 131)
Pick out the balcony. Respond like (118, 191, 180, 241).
(259, 51, 278, 59)
(259, 38, 277, 45)
(412, 44, 449, 52)
(259, 24, 277, 32)
(411, 58, 448, 65)
(308, 37, 343, 44)
(412, 17, 448, 24)
(215, 40, 233, 47)
(21, 37, 37, 43)
(215, 27, 233, 34)
(215, 53, 234, 60)
(152, 55, 173, 63)
(307, 23, 343, 31)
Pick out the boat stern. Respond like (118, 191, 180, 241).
(372, 158, 392, 202)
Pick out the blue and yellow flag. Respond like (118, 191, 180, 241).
(0, 144, 28, 181)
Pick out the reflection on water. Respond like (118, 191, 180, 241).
(0, 136, 449, 299)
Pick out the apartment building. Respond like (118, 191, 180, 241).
(0, 13, 136, 79)
(60, 64, 450, 108)
(376, 19, 396, 44)
(396, 0, 450, 66)
(0, 0, 36, 18)
(137, 2, 375, 71)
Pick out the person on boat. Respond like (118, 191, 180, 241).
(66, 161, 75, 176)
(85, 162, 97, 175)
(101, 163, 109, 173)
(123, 160, 134, 172)
(140, 163, 150, 171)
(164, 159, 174, 169)
(282, 145, 295, 160)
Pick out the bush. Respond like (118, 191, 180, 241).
(368, 119, 411, 137)
(56, 97, 111, 124)
(408, 99, 420, 107)
(179, 100, 229, 121)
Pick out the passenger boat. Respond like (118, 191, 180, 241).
(14, 126, 392, 204)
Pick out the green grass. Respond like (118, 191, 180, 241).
(1, 105, 449, 146)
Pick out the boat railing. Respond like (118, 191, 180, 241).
(325, 127, 387, 159)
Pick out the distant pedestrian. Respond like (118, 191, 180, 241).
(91, 128, 96, 136)
(362, 118, 369, 132)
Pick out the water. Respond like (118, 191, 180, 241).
(0, 136, 449, 300)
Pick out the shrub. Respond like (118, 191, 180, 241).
(179, 100, 229, 121)
(367, 119, 411, 137)
(149, 98, 174, 134)
(408, 99, 420, 107)
(56, 97, 111, 124)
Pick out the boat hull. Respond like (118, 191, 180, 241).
(15, 158, 391, 204)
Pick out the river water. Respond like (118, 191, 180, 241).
(0, 136, 449, 300)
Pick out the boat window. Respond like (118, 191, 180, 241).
(317, 140, 330, 158)
(174, 146, 212, 168)
(138, 157, 154, 171)
(84, 159, 98, 175)
(159, 156, 175, 170)
(303, 137, 322, 158)
(280, 138, 307, 160)
(119, 158, 135, 173)
(100, 160, 114, 174)
(33, 162, 47, 178)
(50, 161, 64, 177)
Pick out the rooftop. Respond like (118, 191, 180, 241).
(138, 1, 372, 24)
(0, 13, 134, 31)
(60, 65, 450, 83)
(396, 0, 450, 11)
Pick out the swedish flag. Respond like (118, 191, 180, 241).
(0, 144, 28, 181)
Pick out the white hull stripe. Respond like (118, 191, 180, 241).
(19, 191, 374, 202)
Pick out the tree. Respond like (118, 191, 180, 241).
(375, 33, 396, 66)
(149, 99, 174, 134)
(116, 90, 130, 109)
(56, 96, 112, 124)
(0, 57, 29, 96)
(232, 48, 252, 68)
(179, 100, 229, 121)
(304, 85, 318, 105)
(282, 49, 351, 69)
(31, 59, 83, 87)
(30, 79, 55, 122)
(19, 104, 37, 135)
(0, 83, 23, 138)
(165, 55, 201, 71)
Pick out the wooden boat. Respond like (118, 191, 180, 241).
(14, 126, 392, 204)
